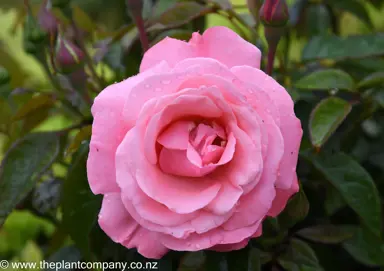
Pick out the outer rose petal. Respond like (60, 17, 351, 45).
(268, 176, 300, 217)
(98, 193, 168, 259)
(87, 61, 170, 194)
(231, 66, 303, 189)
(140, 26, 261, 72)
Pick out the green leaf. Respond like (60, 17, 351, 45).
(204, 251, 227, 271)
(0, 65, 10, 85)
(327, 0, 373, 28)
(324, 186, 346, 216)
(0, 132, 60, 226)
(343, 227, 384, 266)
(45, 246, 82, 271)
(61, 142, 102, 260)
(296, 225, 356, 244)
(66, 125, 92, 156)
(179, 251, 205, 271)
(151, 0, 175, 18)
(278, 238, 323, 270)
(302, 151, 382, 237)
(207, 0, 232, 10)
(12, 94, 55, 121)
(151, 29, 193, 46)
(227, 247, 249, 271)
(295, 69, 355, 91)
(357, 72, 384, 90)
(278, 183, 309, 229)
(309, 97, 352, 148)
(303, 34, 384, 61)
(306, 4, 332, 36)
(149, 2, 212, 30)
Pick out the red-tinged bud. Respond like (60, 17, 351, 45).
(55, 33, 85, 73)
(259, 0, 289, 27)
(38, 0, 58, 34)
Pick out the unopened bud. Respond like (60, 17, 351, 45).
(38, 0, 58, 33)
(259, 0, 289, 27)
(55, 34, 85, 73)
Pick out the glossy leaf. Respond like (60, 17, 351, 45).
(306, 4, 331, 36)
(12, 94, 55, 121)
(328, 0, 373, 28)
(61, 142, 102, 260)
(302, 151, 382, 237)
(309, 97, 352, 148)
(278, 183, 309, 229)
(72, 5, 95, 33)
(66, 125, 92, 156)
(357, 72, 384, 90)
(295, 69, 355, 91)
(149, 2, 212, 30)
(278, 238, 323, 270)
(227, 246, 249, 271)
(0, 132, 59, 226)
(343, 227, 384, 266)
(208, 0, 232, 10)
(303, 34, 384, 61)
(324, 186, 346, 216)
(297, 225, 356, 244)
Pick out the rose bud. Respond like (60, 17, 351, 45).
(259, 0, 289, 27)
(38, 0, 58, 34)
(55, 33, 85, 74)
(87, 26, 303, 259)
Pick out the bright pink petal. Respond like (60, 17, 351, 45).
(210, 238, 250, 252)
(87, 62, 170, 195)
(190, 26, 261, 69)
(268, 176, 300, 217)
(157, 120, 195, 150)
(122, 227, 169, 259)
(159, 219, 262, 251)
(140, 27, 261, 72)
(98, 193, 139, 243)
(205, 181, 243, 215)
(116, 127, 221, 214)
(230, 66, 303, 189)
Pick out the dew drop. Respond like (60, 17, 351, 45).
(155, 87, 162, 92)
(162, 79, 171, 85)
(145, 84, 151, 89)
(195, 244, 201, 249)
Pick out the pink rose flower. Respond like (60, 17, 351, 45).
(87, 26, 302, 259)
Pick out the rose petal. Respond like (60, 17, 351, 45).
(230, 66, 303, 189)
(210, 238, 250, 252)
(140, 26, 261, 71)
(88, 62, 170, 195)
(157, 120, 195, 150)
(116, 127, 221, 214)
(268, 176, 300, 217)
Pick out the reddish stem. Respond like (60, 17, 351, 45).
(134, 14, 149, 53)
(266, 45, 276, 76)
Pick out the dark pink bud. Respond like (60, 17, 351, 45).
(55, 33, 84, 73)
(259, 0, 289, 27)
(38, 0, 58, 33)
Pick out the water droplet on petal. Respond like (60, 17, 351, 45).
(155, 87, 162, 92)
(145, 84, 151, 88)
(195, 244, 201, 249)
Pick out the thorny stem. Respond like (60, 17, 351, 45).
(266, 45, 276, 76)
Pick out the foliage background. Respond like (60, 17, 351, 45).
(1, 0, 384, 270)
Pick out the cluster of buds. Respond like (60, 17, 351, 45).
(251, 0, 290, 75)
(24, 0, 85, 74)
